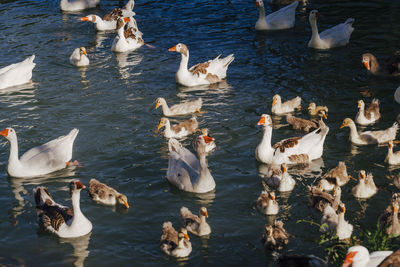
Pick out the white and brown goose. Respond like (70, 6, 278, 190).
(318, 161, 351, 191)
(342, 246, 400, 267)
(378, 198, 400, 237)
(308, 102, 328, 116)
(88, 179, 129, 208)
(362, 51, 400, 76)
(180, 206, 211, 236)
(34, 180, 92, 238)
(160, 222, 192, 258)
(271, 94, 301, 114)
(168, 43, 234, 87)
(355, 99, 380, 125)
(156, 117, 198, 139)
(155, 97, 202, 117)
(261, 220, 290, 251)
(256, 191, 279, 215)
(80, 0, 135, 31)
(111, 17, 144, 53)
(352, 170, 377, 199)
(286, 110, 326, 132)
(385, 140, 400, 165)
(70, 47, 89, 67)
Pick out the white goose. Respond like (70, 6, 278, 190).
(69, 47, 89, 67)
(255, 0, 298, 31)
(340, 118, 398, 145)
(352, 170, 377, 199)
(155, 97, 202, 117)
(80, 0, 135, 31)
(180, 206, 211, 236)
(34, 180, 92, 238)
(156, 117, 199, 139)
(386, 140, 400, 165)
(335, 203, 353, 240)
(271, 94, 301, 114)
(0, 128, 79, 178)
(0, 55, 35, 90)
(168, 43, 234, 87)
(60, 0, 100, 12)
(111, 17, 144, 53)
(355, 99, 380, 125)
(342, 246, 398, 267)
(167, 136, 216, 193)
(256, 114, 329, 165)
(278, 163, 296, 192)
(308, 10, 355, 50)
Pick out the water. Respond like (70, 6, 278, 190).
(1, 0, 400, 266)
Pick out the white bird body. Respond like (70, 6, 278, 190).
(271, 95, 301, 114)
(180, 207, 211, 236)
(0, 55, 35, 90)
(0, 128, 79, 178)
(60, 0, 100, 12)
(257, 191, 279, 215)
(111, 17, 144, 53)
(255, 0, 298, 31)
(169, 43, 234, 87)
(352, 171, 377, 199)
(355, 99, 380, 125)
(155, 97, 202, 117)
(342, 246, 395, 267)
(167, 137, 216, 193)
(386, 141, 400, 165)
(308, 10, 354, 50)
(69, 47, 89, 67)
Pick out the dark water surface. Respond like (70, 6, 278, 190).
(1, 0, 400, 266)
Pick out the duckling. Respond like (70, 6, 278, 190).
(271, 94, 301, 114)
(318, 161, 351, 191)
(261, 220, 290, 251)
(88, 179, 129, 208)
(156, 117, 198, 139)
(332, 202, 353, 240)
(262, 164, 282, 187)
(321, 204, 338, 233)
(355, 99, 380, 125)
(286, 110, 327, 132)
(352, 170, 377, 199)
(155, 97, 202, 117)
(69, 47, 89, 67)
(257, 191, 279, 215)
(160, 222, 192, 258)
(379, 201, 400, 237)
(385, 140, 400, 165)
(341, 118, 398, 145)
(261, 221, 290, 251)
(180, 206, 211, 236)
(278, 163, 296, 192)
(309, 184, 341, 212)
(308, 102, 328, 116)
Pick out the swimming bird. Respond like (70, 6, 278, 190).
(340, 118, 398, 145)
(80, 0, 135, 31)
(352, 170, 377, 199)
(60, 0, 100, 12)
(255, 0, 298, 31)
(167, 136, 216, 193)
(286, 111, 326, 132)
(335, 202, 353, 240)
(318, 161, 351, 191)
(0, 55, 35, 90)
(271, 94, 301, 114)
(111, 17, 144, 52)
(261, 220, 290, 251)
(168, 43, 234, 87)
(0, 128, 79, 178)
(278, 163, 296, 192)
(342, 246, 399, 267)
(309, 184, 341, 212)
(69, 47, 89, 67)
(308, 10, 354, 50)
(34, 180, 92, 238)
(180, 206, 211, 236)
(257, 191, 279, 215)
(362, 52, 400, 76)
(355, 99, 380, 125)
(308, 102, 328, 116)
(385, 140, 400, 165)
(160, 222, 191, 258)
(378, 201, 400, 237)
(88, 179, 129, 208)
(156, 117, 199, 139)
(155, 97, 202, 117)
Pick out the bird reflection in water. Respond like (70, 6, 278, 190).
(115, 52, 143, 80)
(60, 232, 91, 267)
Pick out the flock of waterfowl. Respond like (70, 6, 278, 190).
(1, 0, 400, 266)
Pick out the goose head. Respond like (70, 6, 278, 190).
(388, 140, 394, 150)
(392, 201, 399, 214)
(178, 228, 190, 241)
(318, 110, 328, 119)
(155, 97, 166, 110)
(156, 117, 169, 131)
(362, 53, 373, 71)
(342, 246, 370, 267)
(340, 118, 354, 129)
(79, 47, 87, 56)
(117, 194, 129, 209)
(200, 207, 208, 218)
(257, 114, 273, 127)
(116, 17, 130, 30)
(80, 15, 99, 23)
(281, 163, 287, 174)
(70, 180, 85, 194)
(255, 0, 264, 8)
(193, 135, 214, 154)
(169, 43, 189, 57)
(338, 202, 346, 214)
(272, 95, 281, 106)
(333, 185, 341, 197)
(0, 127, 17, 143)
(358, 170, 366, 181)
(357, 100, 365, 110)
(309, 10, 320, 23)
(269, 191, 276, 201)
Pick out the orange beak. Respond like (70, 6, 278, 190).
(340, 123, 345, 129)
(123, 17, 130, 23)
(156, 123, 163, 131)
(340, 206, 346, 213)
(204, 211, 209, 218)
(272, 98, 277, 106)
(270, 194, 275, 201)
(255, 2, 260, 7)
(322, 112, 327, 119)
(75, 181, 86, 189)
(168, 45, 177, 52)
(0, 129, 9, 137)
(203, 135, 214, 143)
(80, 17, 89, 21)
(357, 102, 361, 108)
(282, 166, 287, 173)
(123, 200, 130, 209)
(257, 116, 265, 126)
(342, 251, 357, 267)
(360, 173, 366, 179)
(184, 233, 190, 240)
(363, 61, 370, 70)
(155, 102, 160, 109)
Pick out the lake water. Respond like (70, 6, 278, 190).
(1, 0, 400, 266)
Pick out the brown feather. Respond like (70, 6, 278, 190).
(378, 249, 400, 267)
(273, 137, 301, 153)
(189, 62, 211, 77)
(103, 8, 123, 21)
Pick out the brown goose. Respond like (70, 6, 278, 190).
(308, 184, 341, 212)
(318, 161, 351, 191)
(88, 179, 129, 208)
(286, 111, 326, 132)
(261, 220, 290, 251)
(160, 222, 192, 258)
(308, 102, 328, 116)
(256, 191, 279, 215)
(180, 206, 211, 236)
(156, 117, 198, 139)
(362, 52, 400, 76)
(379, 199, 400, 237)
